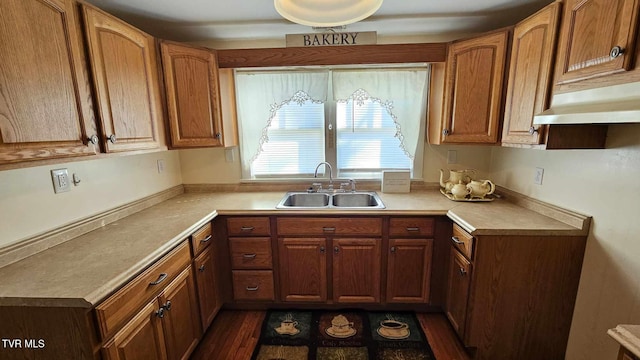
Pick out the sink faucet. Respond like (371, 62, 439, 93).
(314, 162, 333, 190)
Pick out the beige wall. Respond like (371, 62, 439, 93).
(490, 124, 640, 360)
(0, 151, 182, 249)
(178, 144, 493, 184)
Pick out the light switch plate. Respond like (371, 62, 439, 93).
(534, 167, 544, 185)
(51, 168, 71, 193)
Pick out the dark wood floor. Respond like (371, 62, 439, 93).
(190, 310, 470, 360)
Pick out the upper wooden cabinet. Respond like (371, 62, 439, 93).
(555, 0, 640, 86)
(82, 5, 162, 152)
(0, 0, 97, 165)
(438, 29, 510, 144)
(502, 2, 561, 145)
(160, 41, 225, 148)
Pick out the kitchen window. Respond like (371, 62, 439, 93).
(235, 66, 429, 180)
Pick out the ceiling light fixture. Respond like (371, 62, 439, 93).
(274, 0, 383, 27)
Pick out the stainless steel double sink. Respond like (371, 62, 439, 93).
(276, 191, 385, 209)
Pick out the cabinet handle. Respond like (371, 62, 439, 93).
(528, 126, 538, 135)
(215, 132, 222, 139)
(87, 134, 99, 145)
(323, 227, 336, 232)
(406, 227, 420, 232)
(442, 129, 450, 136)
(198, 264, 206, 272)
(459, 267, 467, 276)
(390, 246, 396, 253)
(246, 285, 259, 291)
(163, 300, 172, 311)
(155, 307, 165, 318)
(149, 273, 168, 286)
(201, 234, 212, 243)
(451, 236, 464, 245)
(610, 46, 624, 59)
(106, 134, 117, 144)
(243, 253, 257, 259)
(240, 226, 254, 232)
(320, 246, 325, 253)
(334, 246, 340, 254)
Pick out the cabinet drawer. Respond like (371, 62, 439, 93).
(452, 223, 474, 260)
(95, 241, 191, 340)
(232, 270, 274, 301)
(389, 217, 435, 237)
(230, 238, 273, 269)
(227, 217, 271, 236)
(277, 217, 382, 236)
(190, 222, 213, 256)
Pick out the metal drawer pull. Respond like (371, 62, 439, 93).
(334, 246, 340, 254)
(246, 285, 259, 291)
(149, 273, 168, 286)
(451, 236, 464, 245)
(163, 300, 172, 311)
(243, 253, 257, 259)
(459, 268, 467, 276)
(390, 246, 396, 253)
(240, 226, 255, 232)
(406, 227, 420, 232)
(201, 234, 212, 243)
(322, 227, 336, 232)
(320, 246, 325, 253)
(198, 264, 206, 272)
(155, 307, 165, 318)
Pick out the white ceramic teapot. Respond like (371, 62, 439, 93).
(451, 181, 471, 200)
(466, 179, 495, 199)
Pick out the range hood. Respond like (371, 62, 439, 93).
(534, 81, 640, 125)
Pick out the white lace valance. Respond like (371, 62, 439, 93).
(332, 69, 428, 160)
(235, 71, 329, 178)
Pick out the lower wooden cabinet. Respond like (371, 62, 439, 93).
(193, 246, 220, 330)
(102, 300, 167, 360)
(278, 238, 327, 302)
(102, 266, 201, 360)
(444, 225, 587, 359)
(386, 238, 433, 303)
(332, 238, 381, 303)
(445, 247, 472, 337)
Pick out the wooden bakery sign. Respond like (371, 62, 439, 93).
(286, 31, 377, 47)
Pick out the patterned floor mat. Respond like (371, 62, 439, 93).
(251, 310, 435, 360)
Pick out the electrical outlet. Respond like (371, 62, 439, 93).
(51, 168, 71, 193)
(447, 150, 457, 164)
(157, 159, 165, 174)
(534, 167, 544, 185)
(225, 148, 235, 163)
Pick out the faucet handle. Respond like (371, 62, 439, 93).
(310, 182, 322, 192)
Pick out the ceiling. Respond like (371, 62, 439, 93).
(84, 0, 555, 44)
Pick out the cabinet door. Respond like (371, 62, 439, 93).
(445, 248, 472, 339)
(332, 238, 381, 303)
(82, 6, 161, 152)
(386, 239, 433, 303)
(194, 247, 220, 330)
(0, 0, 97, 164)
(555, 0, 640, 85)
(278, 238, 327, 302)
(102, 300, 167, 360)
(441, 30, 509, 144)
(502, 2, 561, 145)
(157, 267, 201, 360)
(160, 41, 224, 148)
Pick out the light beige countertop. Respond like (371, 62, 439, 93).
(609, 325, 640, 358)
(0, 188, 589, 308)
